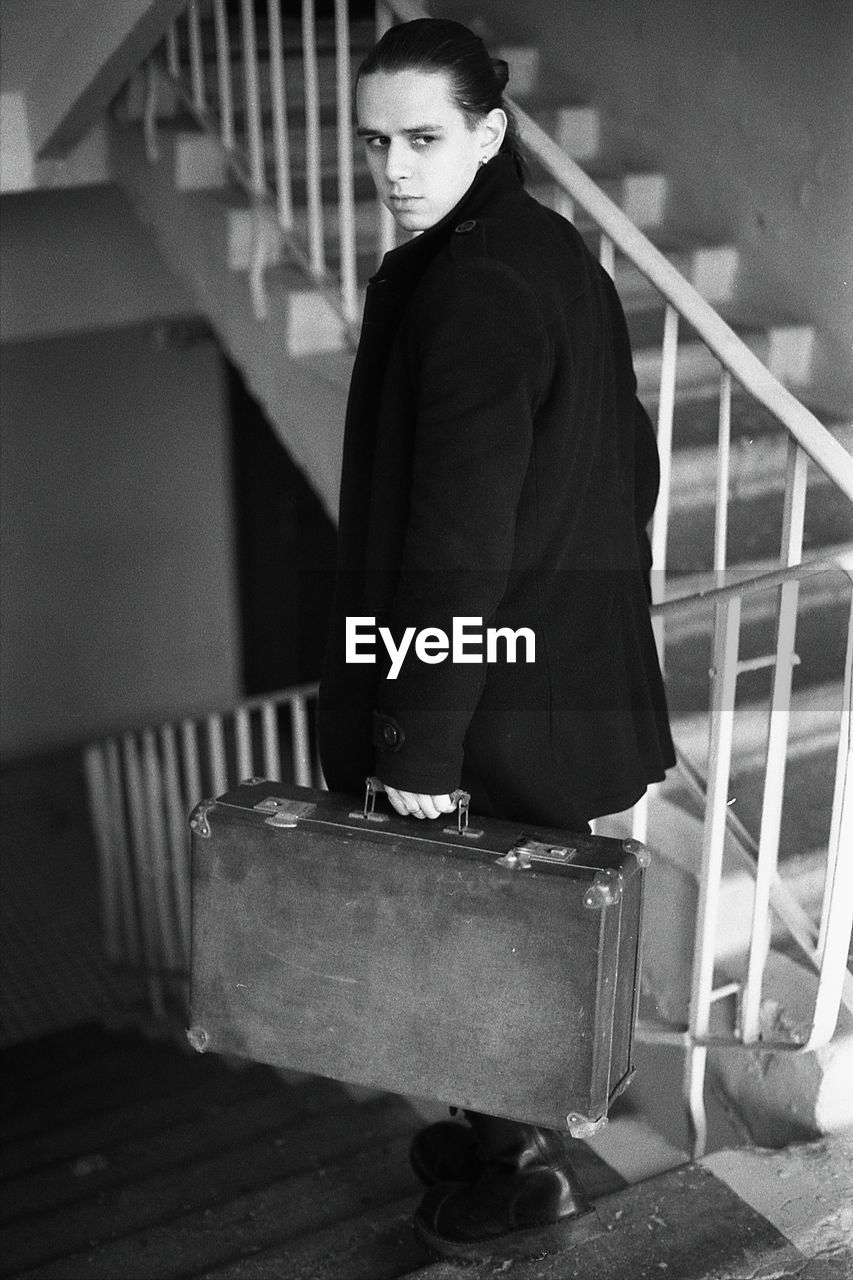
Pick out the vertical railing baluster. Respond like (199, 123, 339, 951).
(821, 582, 853, 956)
(650, 305, 679, 659)
(188, 0, 206, 114)
(267, 0, 294, 230)
(261, 698, 282, 780)
(141, 729, 182, 973)
(143, 59, 161, 163)
(123, 734, 166, 1017)
(335, 0, 359, 324)
(599, 232, 615, 278)
(714, 369, 732, 581)
(240, 0, 266, 193)
(105, 739, 140, 967)
(160, 723, 191, 971)
(685, 593, 742, 1156)
(206, 712, 228, 795)
(290, 695, 313, 786)
(631, 789, 649, 844)
(235, 705, 254, 780)
(741, 439, 808, 1042)
(83, 745, 123, 964)
(804, 578, 853, 1048)
(213, 0, 235, 151)
(375, 1, 395, 260)
(181, 717, 203, 808)
(166, 23, 181, 78)
(302, 0, 326, 276)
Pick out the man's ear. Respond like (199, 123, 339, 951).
(480, 107, 508, 159)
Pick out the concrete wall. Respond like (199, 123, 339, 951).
(0, 324, 241, 760)
(442, 0, 853, 410)
(0, 185, 195, 343)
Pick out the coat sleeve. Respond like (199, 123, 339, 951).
(373, 257, 549, 793)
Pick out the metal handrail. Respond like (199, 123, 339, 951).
(511, 110, 853, 501)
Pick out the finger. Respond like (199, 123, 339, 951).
(417, 793, 457, 820)
(383, 786, 410, 817)
(415, 794, 442, 820)
(384, 786, 427, 818)
(432, 793, 458, 814)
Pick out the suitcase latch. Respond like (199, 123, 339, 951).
(254, 797, 317, 827)
(496, 839, 577, 870)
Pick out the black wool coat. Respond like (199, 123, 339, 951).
(318, 154, 675, 827)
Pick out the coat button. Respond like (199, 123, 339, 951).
(373, 711, 405, 752)
(454, 219, 477, 233)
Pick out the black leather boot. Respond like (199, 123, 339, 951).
(413, 1112, 597, 1262)
(409, 1117, 481, 1185)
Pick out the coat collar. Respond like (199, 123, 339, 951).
(370, 153, 522, 287)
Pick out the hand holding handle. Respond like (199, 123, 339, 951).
(363, 776, 477, 836)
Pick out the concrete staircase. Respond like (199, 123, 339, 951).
(5, 1023, 844, 1280)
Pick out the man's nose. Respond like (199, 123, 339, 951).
(384, 139, 412, 182)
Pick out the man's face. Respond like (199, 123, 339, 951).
(356, 69, 492, 233)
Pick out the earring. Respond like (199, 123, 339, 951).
(479, 155, 490, 167)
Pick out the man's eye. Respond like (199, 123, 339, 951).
(364, 136, 389, 150)
(412, 135, 436, 148)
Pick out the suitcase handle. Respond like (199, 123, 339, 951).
(362, 776, 481, 838)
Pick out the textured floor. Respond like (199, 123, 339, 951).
(3, 1022, 842, 1280)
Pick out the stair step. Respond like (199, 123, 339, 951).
(665, 590, 848, 717)
(532, 103, 603, 162)
(663, 583, 848, 718)
(0, 1035, 211, 1139)
(669, 422, 853, 508)
(225, 196, 381, 272)
(120, 19, 377, 121)
(631, 314, 815, 394)
(0, 1022, 674, 1280)
(193, 1193, 428, 1280)
(0, 1055, 289, 1181)
(0, 1091, 414, 1275)
(5, 1136, 423, 1280)
(0, 1021, 133, 1100)
(183, 15, 377, 62)
(670, 680, 846, 770)
(529, 169, 670, 231)
(3, 1072, 359, 1220)
(650, 385, 845, 451)
(613, 242, 740, 307)
(664, 479, 851, 572)
(668, 681, 846, 865)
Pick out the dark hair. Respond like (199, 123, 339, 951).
(357, 18, 526, 182)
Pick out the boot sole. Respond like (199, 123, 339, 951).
(413, 1204, 604, 1263)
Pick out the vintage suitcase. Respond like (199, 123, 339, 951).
(188, 777, 649, 1137)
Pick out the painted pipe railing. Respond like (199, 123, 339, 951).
(113, 0, 853, 1154)
(647, 550, 853, 1154)
(144, 0, 362, 331)
(84, 684, 320, 1016)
